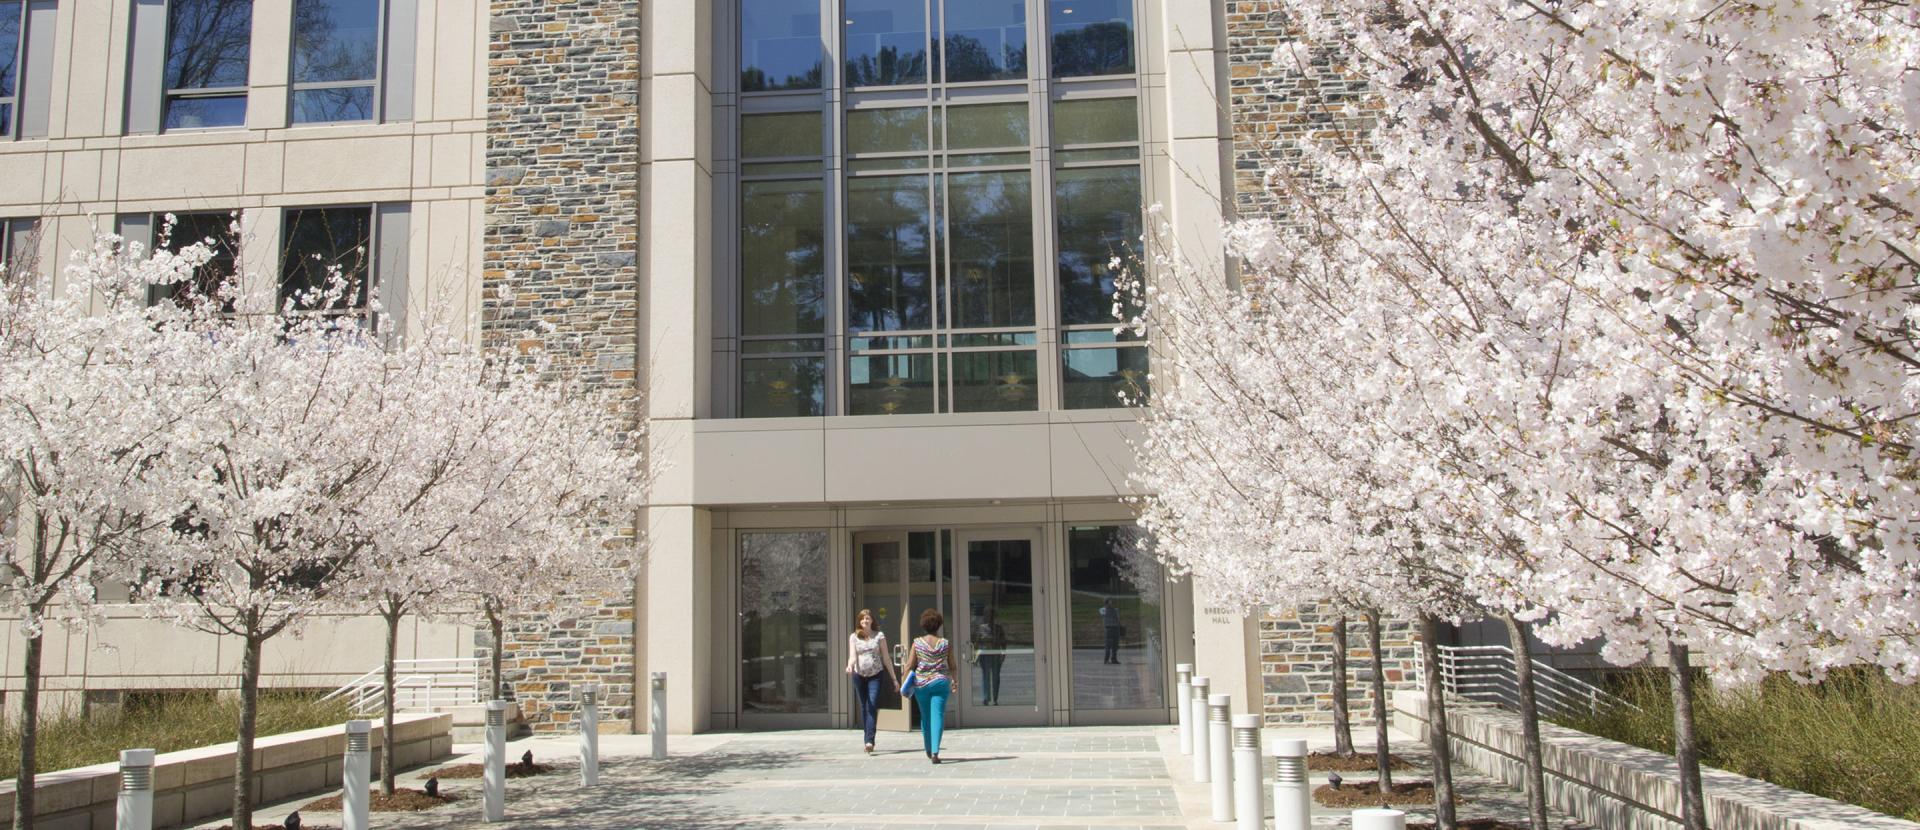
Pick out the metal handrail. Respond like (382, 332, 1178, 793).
(1433, 643, 1635, 721)
(324, 658, 485, 716)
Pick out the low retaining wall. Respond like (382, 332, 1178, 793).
(1392, 691, 1918, 830)
(0, 712, 453, 830)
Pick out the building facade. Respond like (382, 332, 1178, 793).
(0, 0, 1423, 731)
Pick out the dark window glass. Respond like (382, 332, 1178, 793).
(163, 0, 252, 129)
(848, 352, 934, 415)
(1062, 345, 1147, 408)
(944, 0, 1025, 83)
(739, 532, 831, 714)
(291, 0, 379, 123)
(947, 170, 1034, 328)
(1068, 525, 1164, 708)
(151, 212, 239, 311)
(845, 175, 931, 332)
(741, 0, 821, 91)
(1054, 165, 1142, 325)
(1048, 0, 1133, 78)
(945, 102, 1028, 150)
(844, 0, 926, 87)
(741, 111, 823, 159)
(0, 1, 18, 136)
(280, 206, 373, 312)
(951, 350, 1037, 412)
(1052, 97, 1137, 146)
(740, 179, 826, 336)
(741, 356, 826, 418)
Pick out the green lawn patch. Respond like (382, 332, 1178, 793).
(0, 691, 352, 778)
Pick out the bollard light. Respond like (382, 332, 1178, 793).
(1190, 676, 1212, 782)
(1209, 694, 1234, 822)
(578, 684, 600, 787)
(1232, 714, 1262, 830)
(650, 672, 668, 760)
(1353, 808, 1407, 830)
(1176, 663, 1194, 756)
(482, 699, 508, 822)
(116, 748, 155, 830)
(1271, 738, 1311, 830)
(342, 720, 371, 830)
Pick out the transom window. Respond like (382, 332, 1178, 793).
(731, 0, 1148, 418)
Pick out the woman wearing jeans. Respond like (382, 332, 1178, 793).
(907, 608, 953, 764)
(844, 609, 897, 754)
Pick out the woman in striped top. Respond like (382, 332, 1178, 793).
(908, 608, 953, 763)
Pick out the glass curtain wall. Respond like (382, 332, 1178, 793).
(1067, 524, 1164, 709)
(740, 531, 832, 714)
(734, 0, 1145, 416)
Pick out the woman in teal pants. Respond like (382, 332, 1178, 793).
(907, 608, 953, 763)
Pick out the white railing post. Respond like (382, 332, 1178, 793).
(1271, 738, 1310, 830)
(650, 672, 669, 759)
(483, 700, 508, 822)
(1232, 714, 1262, 830)
(578, 684, 600, 787)
(1209, 694, 1233, 823)
(1177, 663, 1194, 756)
(1353, 808, 1407, 830)
(1190, 676, 1211, 782)
(343, 720, 371, 830)
(115, 748, 155, 830)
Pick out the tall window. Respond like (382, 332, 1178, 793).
(1068, 525, 1164, 709)
(731, 0, 1147, 417)
(290, 0, 382, 123)
(1, 217, 36, 280)
(739, 532, 831, 715)
(162, 0, 253, 130)
(0, 0, 55, 139)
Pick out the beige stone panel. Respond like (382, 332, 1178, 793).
(650, 417, 697, 506)
(1048, 418, 1146, 499)
(1161, 0, 1217, 55)
(409, 135, 432, 188)
(60, 0, 126, 138)
(235, 206, 282, 315)
(86, 616, 226, 680)
(646, 73, 711, 165)
(643, 160, 712, 420)
(692, 424, 826, 505)
(411, 0, 437, 115)
(1058, 499, 1136, 523)
(115, 144, 248, 201)
(429, 0, 478, 122)
(428, 131, 471, 188)
(824, 423, 1054, 503)
(53, 150, 104, 203)
(0, 152, 51, 207)
(417, 198, 476, 328)
(258, 616, 392, 682)
(1165, 69, 1223, 142)
(277, 136, 415, 194)
(643, 505, 713, 733)
(242, 141, 286, 195)
(38, 150, 63, 203)
(247, 85, 291, 132)
(841, 503, 1051, 528)
(646, 0, 710, 85)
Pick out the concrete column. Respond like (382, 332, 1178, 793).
(115, 749, 155, 830)
(642, 506, 714, 734)
(483, 700, 507, 822)
(342, 720, 371, 830)
(1176, 663, 1194, 755)
(1190, 676, 1211, 782)
(1232, 714, 1262, 830)
(1209, 694, 1233, 822)
(578, 684, 600, 786)
(1271, 738, 1311, 830)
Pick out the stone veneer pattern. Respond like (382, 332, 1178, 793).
(481, 0, 642, 732)
(1261, 604, 1422, 727)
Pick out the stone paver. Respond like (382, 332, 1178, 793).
(206, 724, 1593, 830)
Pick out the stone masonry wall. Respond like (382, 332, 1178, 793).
(1261, 604, 1422, 728)
(481, 0, 642, 732)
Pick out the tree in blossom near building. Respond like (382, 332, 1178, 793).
(1136, 2, 1920, 829)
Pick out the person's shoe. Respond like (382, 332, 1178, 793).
(932, 755, 941, 764)
(864, 743, 874, 754)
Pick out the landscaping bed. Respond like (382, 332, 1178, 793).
(1313, 780, 1438, 808)
(1308, 750, 1412, 772)
(433, 760, 555, 779)
(0, 691, 351, 778)
(303, 788, 459, 812)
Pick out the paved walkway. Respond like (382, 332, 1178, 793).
(213, 724, 1592, 829)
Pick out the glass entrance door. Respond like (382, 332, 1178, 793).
(953, 529, 1047, 726)
(853, 530, 944, 731)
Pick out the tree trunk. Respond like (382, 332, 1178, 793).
(13, 612, 44, 830)
(232, 633, 265, 830)
(382, 603, 401, 795)
(1504, 615, 1550, 830)
(488, 606, 506, 702)
(1668, 640, 1708, 830)
(1419, 614, 1458, 830)
(1330, 614, 1355, 757)
(1366, 610, 1393, 793)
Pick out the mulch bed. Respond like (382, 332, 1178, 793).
(301, 787, 460, 812)
(1410, 822, 1530, 830)
(207, 825, 338, 830)
(1313, 780, 1439, 808)
(1308, 751, 1414, 771)
(433, 761, 555, 779)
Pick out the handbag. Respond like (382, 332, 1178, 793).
(899, 670, 918, 696)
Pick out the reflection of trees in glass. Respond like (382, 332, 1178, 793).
(740, 532, 828, 617)
(741, 181, 826, 335)
(846, 45, 929, 88)
(279, 207, 372, 312)
(741, 64, 823, 92)
(948, 171, 1034, 329)
(942, 34, 1026, 83)
(740, 533, 829, 713)
(846, 177, 931, 331)
(165, 0, 253, 91)
(1055, 166, 1143, 325)
(741, 357, 826, 417)
(1051, 21, 1133, 78)
(292, 0, 377, 83)
(0, 3, 20, 108)
(1109, 525, 1163, 606)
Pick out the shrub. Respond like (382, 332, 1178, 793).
(1563, 668, 1920, 820)
(0, 691, 352, 778)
